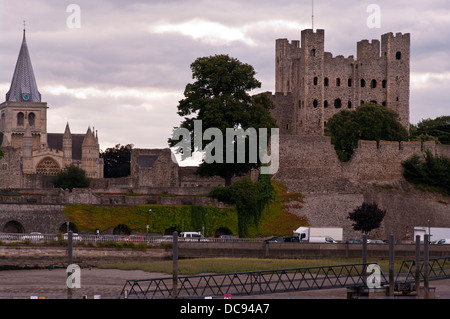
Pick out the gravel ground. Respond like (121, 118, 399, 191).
(0, 268, 449, 299)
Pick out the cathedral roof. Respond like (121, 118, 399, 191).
(6, 29, 41, 103)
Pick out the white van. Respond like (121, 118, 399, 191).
(179, 232, 207, 242)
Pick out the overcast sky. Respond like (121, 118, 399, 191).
(1, 0, 449, 152)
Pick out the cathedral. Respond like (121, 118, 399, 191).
(0, 29, 103, 189)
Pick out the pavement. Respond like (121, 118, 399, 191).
(0, 268, 449, 299)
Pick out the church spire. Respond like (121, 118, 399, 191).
(6, 25, 41, 102)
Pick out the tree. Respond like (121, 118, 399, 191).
(52, 164, 90, 191)
(100, 144, 133, 178)
(325, 103, 408, 161)
(347, 202, 387, 235)
(410, 116, 450, 145)
(209, 175, 275, 237)
(168, 54, 278, 186)
(402, 150, 450, 196)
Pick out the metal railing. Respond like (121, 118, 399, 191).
(395, 256, 450, 283)
(119, 263, 388, 299)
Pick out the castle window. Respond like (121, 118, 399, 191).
(17, 112, 24, 126)
(336, 78, 341, 87)
(314, 77, 318, 85)
(334, 99, 342, 109)
(313, 100, 318, 108)
(324, 77, 329, 86)
(324, 100, 328, 108)
(382, 80, 387, 88)
(286, 124, 289, 130)
(382, 101, 387, 106)
(36, 157, 60, 176)
(361, 79, 366, 87)
(396, 51, 402, 60)
(348, 101, 352, 109)
(28, 112, 35, 127)
(348, 79, 352, 87)
(370, 100, 378, 105)
(371, 80, 377, 89)
(311, 49, 316, 57)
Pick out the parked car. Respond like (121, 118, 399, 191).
(63, 233, 82, 241)
(435, 239, 450, 245)
(265, 236, 285, 243)
(22, 232, 44, 241)
(122, 235, 144, 242)
(218, 235, 236, 239)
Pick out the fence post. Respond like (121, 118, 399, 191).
(389, 234, 394, 297)
(424, 234, 429, 299)
(173, 231, 178, 299)
(415, 235, 421, 298)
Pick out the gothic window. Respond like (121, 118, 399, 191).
(313, 77, 318, 85)
(348, 79, 352, 87)
(334, 99, 342, 109)
(324, 77, 329, 86)
(361, 79, 366, 87)
(36, 157, 60, 176)
(28, 112, 35, 126)
(396, 51, 402, 60)
(311, 49, 316, 57)
(313, 100, 318, 108)
(371, 79, 377, 89)
(336, 78, 341, 87)
(17, 112, 24, 126)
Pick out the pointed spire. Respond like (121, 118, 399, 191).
(6, 27, 41, 102)
(82, 126, 97, 147)
(64, 122, 71, 137)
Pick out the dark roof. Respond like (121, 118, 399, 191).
(6, 30, 41, 103)
(136, 155, 158, 168)
(47, 133, 85, 160)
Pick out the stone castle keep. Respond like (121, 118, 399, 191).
(270, 29, 410, 136)
(0, 28, 449, 240)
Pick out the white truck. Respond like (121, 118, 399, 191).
(414, 227, 450, 244)
(292, 226, 343, 243)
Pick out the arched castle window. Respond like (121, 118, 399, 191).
(17, 112, 24, 126)
(334, 99, 342, 109)
(348, 79, 352, 87)
(324, 78, 329, 86)
(382, 80, 387, 88)
(336, 78, 341, 87)
(348, 101, 352, 109)
(28, 112, 35, 126)
(361, 79, 366, 87)
(313, 100, 318, 108)
(313, 77, 318, 85)
(396, 51, 402, 60)
(311, 49, 316, 57)
(371, 80, 377, 89)
(324, 100, 328, 108)
(36, 157, 60, 176)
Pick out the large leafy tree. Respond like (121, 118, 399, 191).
(326, 103, 408, 161)
(348, 202, 387, 235)
(169, 54, 277, 186)
(52, 164, 90, 191)
(100, 144, 133, 178)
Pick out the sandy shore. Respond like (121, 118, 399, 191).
(0, 268, 449, 299)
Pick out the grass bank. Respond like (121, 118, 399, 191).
(99, 257, 404, 276)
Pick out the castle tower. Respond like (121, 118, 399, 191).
(63, 122, 72, 167)
(272, 29, 410, 136)
(81, 127, 101, 178)
(0, 28, 48, 150)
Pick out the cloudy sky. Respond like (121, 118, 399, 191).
(0, 0, 449, 153)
